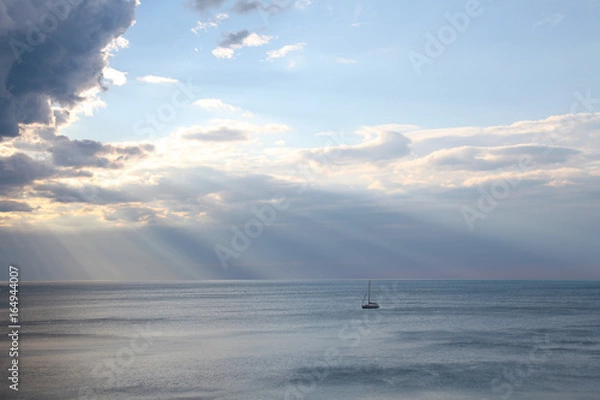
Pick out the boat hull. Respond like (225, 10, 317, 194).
(362, 303, 379, 309)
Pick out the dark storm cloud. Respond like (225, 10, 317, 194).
(33, 182, 134, 204)
(48, 136, 154, 168)
(0, 0, 137, 138)
(0, 200, 34, 212)
(0, 153, 54, 194)
(49, 137, 110, 168)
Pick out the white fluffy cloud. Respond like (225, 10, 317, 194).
(103, 67, 128, 86)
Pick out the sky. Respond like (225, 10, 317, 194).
(0, 0, 599, 280)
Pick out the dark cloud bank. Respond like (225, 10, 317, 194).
(0, 0, 137, 138)
(0, 1, 154, 203)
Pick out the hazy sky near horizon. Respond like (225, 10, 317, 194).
(1, 0, 599, 280)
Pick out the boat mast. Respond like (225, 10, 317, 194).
(368, 280, 371, 303)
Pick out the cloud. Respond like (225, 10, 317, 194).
(193, 98, 253, 116)
(49, 138, 111, 168)
(48, 137, 154, 169)
(178, 126, 250, 142)
(33, 182, 133, 205)
(212, 30, 272, 59)
(102, 67, 128, 86)
(304, 125, 413, 165)
(191, 13, 229, 34)
(420, 145, 582, 171)
(295, 0, 311, 10)
(266, 42, 305, 60)
(0, 200, 34, 213)
(0, 0, 137, 138)
(0, 153, 55, 195)
(1, 106, 600, 279)
(190, 0, 228, 12)
(136, 75, 179, 84)
(176, 120, 289, 142)
(336, 57, 358, 64)
(218, 30, 252, 48)
(104, 205, 159, 224)
(212, 47, 236, 59)
(190, 0, 291, 16)
(232, 0, 290, 15)
(535, 13, 565, 27)
(1, 109, 599, 278)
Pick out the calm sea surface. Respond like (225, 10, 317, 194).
(1, 280, 599, 399)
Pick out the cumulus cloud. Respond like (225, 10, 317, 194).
(102, 67, 128, 86)
(0, 0, 137, 138)
(212, 30, 272, 59)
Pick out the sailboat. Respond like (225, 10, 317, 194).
(362, 280, 379, 309)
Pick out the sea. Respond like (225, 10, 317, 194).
(1, 280, 599, 400)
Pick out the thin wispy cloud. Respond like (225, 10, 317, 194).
(193, 98, 253, 116)
(336, 57, 358, 64)
(136, 75, 179, 84)
(191, 13, 229, 34)
(266, 42, 306, 60)
(295, 0, 311, 10)
(534, 13, 565, 27)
